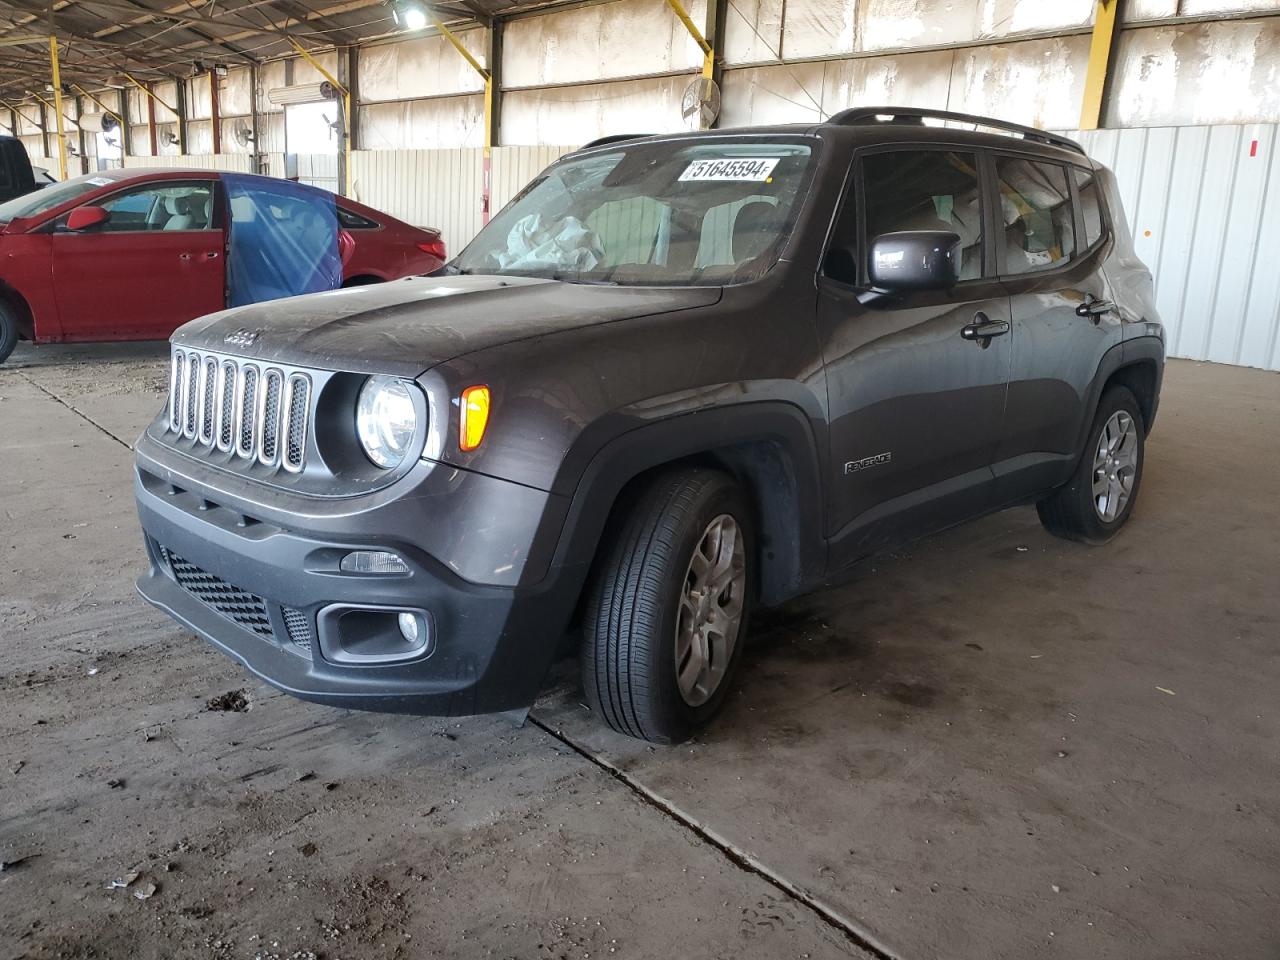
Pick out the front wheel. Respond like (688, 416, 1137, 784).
(0, 300, 18, 365)
(1038, 385, 1145, 543)
(581, 468, 754, 743)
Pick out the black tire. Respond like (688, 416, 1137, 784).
(0, 299, 18, 366)
(582, 468, 755, 743)
(1038, 385, 1145, 544)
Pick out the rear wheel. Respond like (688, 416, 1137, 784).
(581, 468, 754, 743)
(0, 300, 19, 365)
(1038, 385, 1145, 543)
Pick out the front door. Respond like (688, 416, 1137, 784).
(51, 178, 225, 341)
(818, 147, 1011, 567)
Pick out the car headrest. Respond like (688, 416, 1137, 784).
(732, 200, 783, 262)
(165, 195, 194, 216)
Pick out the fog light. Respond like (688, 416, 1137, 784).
(398, 611, 423, 644)
(340, 550, 409, 575)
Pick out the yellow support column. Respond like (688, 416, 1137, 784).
(49, 36, 67, 179)
(664, 0, 716, 126)
(287, 38, 352, 196)
(1079, 0, 1121, 131)
(431, 17, 494, 222)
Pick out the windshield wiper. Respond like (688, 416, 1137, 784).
(549, 270, 619, 286)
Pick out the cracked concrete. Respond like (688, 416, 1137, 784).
(2, 342, 1278, 960)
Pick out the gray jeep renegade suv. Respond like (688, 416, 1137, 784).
(134, 108, 1164, 744)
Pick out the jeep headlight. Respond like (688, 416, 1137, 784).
(356, 376, 418, 469)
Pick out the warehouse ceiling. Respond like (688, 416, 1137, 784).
(0, 0, 562, 102)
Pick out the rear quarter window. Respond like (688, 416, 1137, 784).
(1073, 166, 1104, 249)
(337, 207, 379, 229)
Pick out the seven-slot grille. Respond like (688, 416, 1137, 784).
(169, 347, 310, 473)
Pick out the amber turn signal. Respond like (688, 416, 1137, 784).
(459, 385, 491, 451)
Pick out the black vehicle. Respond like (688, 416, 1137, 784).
(134, 108, 1164, 744)
(0, 136, 38, 204)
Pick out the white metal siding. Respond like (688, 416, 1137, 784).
(116, 126, 1280, 371)
(350, 147, 485, 249)
(122, 154, 254, 172)
(1069, 123, 1280, 371)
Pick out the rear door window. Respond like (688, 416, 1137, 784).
(995, 156, 1075, 274)
(861, 150, 985, 281)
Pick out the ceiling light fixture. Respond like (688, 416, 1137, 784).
(390, 0, 429, 31)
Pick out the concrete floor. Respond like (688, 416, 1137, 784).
(1, 344, 1277, 960)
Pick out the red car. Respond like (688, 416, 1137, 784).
(0, 168, 445, 364)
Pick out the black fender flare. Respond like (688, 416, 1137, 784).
(535, 401, 828, 607)
(1074, 335, 1164, 456)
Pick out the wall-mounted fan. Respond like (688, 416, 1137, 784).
(233, 124, 255, 148)
(681, 77, 721, 130)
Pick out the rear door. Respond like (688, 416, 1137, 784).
(990, 153, 1122, 503)
(223, 175, 341, 306)
(51, 178, 224, 341)
(817, 145, 1012, 566)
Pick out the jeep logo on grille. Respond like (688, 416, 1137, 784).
(224, 327, 261, 347)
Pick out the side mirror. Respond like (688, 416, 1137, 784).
(66, 205, 110, 232)
(868, 230, 960, 292)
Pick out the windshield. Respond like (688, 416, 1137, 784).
(453, 138, 817, 286)
(0, 174, 105, 224)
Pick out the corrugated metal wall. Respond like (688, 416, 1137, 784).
(338, 129, 1280, 372)
(349, 145, 575, 248)
(122, 154, 255, 173)
(351, 148, 485, 243)
(1069, 123, 1280, 371)
(113, 123, 1280, 372)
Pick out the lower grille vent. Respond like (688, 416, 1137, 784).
(281, 606, 314, 653)
(162, 547, 273, 639)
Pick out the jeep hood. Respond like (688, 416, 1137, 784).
(173, 275, 722, 376)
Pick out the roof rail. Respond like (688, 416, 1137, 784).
(576, 133, 655, 151)
(827, 106, 1084, 155)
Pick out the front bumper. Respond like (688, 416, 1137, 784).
(134, 437, 581, 716)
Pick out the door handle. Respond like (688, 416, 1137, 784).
(204, 251, 219, 260)
(1076, 296, 1115, 318)
(961, 313, 1011, 348)
(178, 253, 192, 261)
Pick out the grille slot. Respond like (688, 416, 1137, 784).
(216, 360, 235, 451)
(237, 364, 259, 458)
(199, 356, 217, 444)
(283, 375, 309, 473)
(165, 347, 313, 474)
(259, 369, 283, 465)
(163, 548, 273, 639)
(183, 352, 199, 438)
(281, 606, 313, 653)
(169, 350, 183, 431)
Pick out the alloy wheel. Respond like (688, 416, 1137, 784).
(674, 513, 746, 707)
(1092, 410, 1138, 522)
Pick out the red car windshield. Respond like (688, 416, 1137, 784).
(0, 174, 105, 224)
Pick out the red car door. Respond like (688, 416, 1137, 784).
(51, 178, 225, 341)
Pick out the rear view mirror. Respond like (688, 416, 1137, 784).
(66, 205, 110, 231)
(868, 230, 960, 292)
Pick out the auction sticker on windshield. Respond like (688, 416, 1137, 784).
(679, 158, 780, 182)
